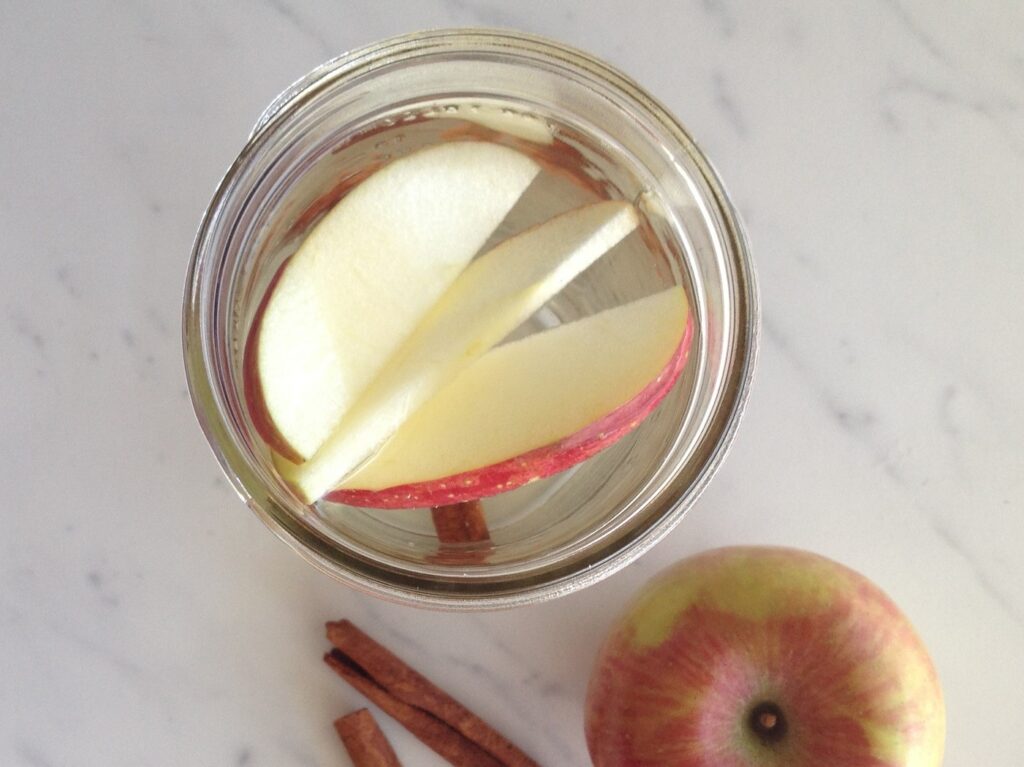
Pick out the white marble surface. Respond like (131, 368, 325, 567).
(2, 1, 1022, 764)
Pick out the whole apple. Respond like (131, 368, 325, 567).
(585, 546, 945, 767)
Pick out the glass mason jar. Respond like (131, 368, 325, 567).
(183, 29, 758, 609)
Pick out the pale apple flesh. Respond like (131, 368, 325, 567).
(585, 547, 945, 767)
(243, 258, 299, 461)
(285, 200, 639, 503)
(254, 142, 540, 461)
(328, 288, 692, 508)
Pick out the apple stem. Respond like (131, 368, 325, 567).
(748, 701, 787, 745)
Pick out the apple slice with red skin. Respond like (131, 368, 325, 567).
(282, 200, 639, 503)
(251, 142, 540, 462)
(327, 287, 692, 508)
(585, 547, 946, 767)
(243, 258, 298, 460)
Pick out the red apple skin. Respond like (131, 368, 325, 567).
(584, 547, 945, 767)
(325, 313, 694, 509)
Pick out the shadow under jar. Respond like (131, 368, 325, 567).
(183, 29, 758, 609)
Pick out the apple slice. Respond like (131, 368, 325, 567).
(328, 286, 692, 509)
(251, 142, 540, 460)
(284, 200, 640, 502)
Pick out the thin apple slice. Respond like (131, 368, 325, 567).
(285, 200, 639, 502)
(253, 142, 540, 460)
(329, 286, 691, 508)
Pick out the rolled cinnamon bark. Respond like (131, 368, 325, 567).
(324, 620, 538, 767)
(431, 501, 490, 543)
(333, 709, 402, 767)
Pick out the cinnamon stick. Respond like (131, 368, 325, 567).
(324, 620, 538, 767)
(430, 501, 493, 564)
(431, 500, 490, 544)
(334, 709, 402, 767)
(326, 652, 502, 767)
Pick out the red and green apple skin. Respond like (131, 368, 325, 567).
(326, 313, 693, 509)
(585, 546, 945, 767)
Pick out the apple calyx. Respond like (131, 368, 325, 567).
(748, 701, 787, 746)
